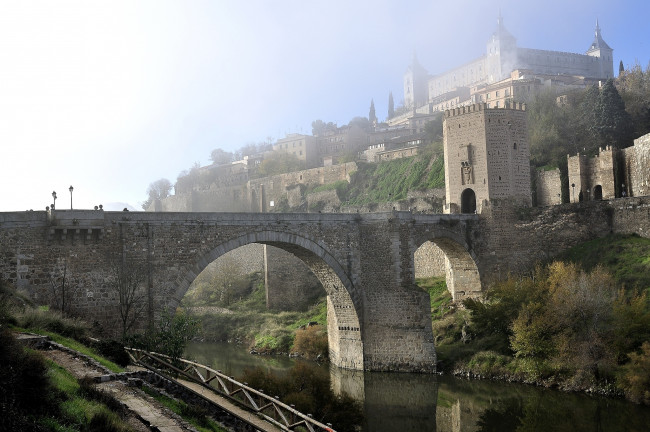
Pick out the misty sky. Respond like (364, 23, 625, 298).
(1, 0, 648, 211)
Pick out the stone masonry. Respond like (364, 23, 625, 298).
(443, 103, 531, 214)
(3, 196, 649, 371)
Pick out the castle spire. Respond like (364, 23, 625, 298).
(587, 19, 611, 52)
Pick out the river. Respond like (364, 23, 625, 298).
(185, 341, 650, 431)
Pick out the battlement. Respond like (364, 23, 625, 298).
(444, 102, 526, 118)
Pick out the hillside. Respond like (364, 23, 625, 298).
(556, 233, 650, 295)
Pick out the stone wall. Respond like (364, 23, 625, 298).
(252, 163, 357, 212)
(414, 241, 446, 278)
(264, 245, 324, 311)
(626, 133, 650, 197)
(567, 146, 616, 201)
(443, 103, 530, 214)
(535, 167, 562, 206)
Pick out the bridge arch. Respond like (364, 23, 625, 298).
(168, 230, 364, 370)
(414, 228, 482, 301)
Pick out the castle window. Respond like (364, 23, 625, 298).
(513, 143, 517, 149)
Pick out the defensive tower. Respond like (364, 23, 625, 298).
(443, 102, 531, 214)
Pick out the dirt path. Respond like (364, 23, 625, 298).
(40, 348, 200, 432)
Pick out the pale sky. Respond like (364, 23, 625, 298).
(0, 0, 648, 211)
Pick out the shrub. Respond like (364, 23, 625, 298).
(15, 308, 89, 340)
(291, 325, 328, 359)
(0, 328, 61, 430)
(619, 342, 650, 404)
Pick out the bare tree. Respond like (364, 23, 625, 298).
(108, 252, 147, 337)
(49, 256, 79, 314)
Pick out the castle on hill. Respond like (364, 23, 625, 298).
(402, 15, 613, 113)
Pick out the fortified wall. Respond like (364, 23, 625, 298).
(567, 132, 650, 202)
(623, 133, 650, 197)
(534, 167, 562, 206)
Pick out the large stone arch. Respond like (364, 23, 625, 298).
(168, 230, 364, 370)
(414, 229, 482, 301)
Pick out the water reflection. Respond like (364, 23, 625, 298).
(185, 341, 650, 432)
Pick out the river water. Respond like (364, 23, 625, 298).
(185, 341, 650, 431)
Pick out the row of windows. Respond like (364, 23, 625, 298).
(282, 141, 303, 149)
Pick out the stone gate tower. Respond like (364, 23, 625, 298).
(443, 102, 531, 214)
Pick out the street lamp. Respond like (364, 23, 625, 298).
(51, 191, 57, 210)
(586, 188, 590, 201)
(571, 183, 575, 203)
(621, 183, 626, 197)
(69, 185, 74, 210)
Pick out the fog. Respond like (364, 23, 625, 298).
(0, 0, 646, 211)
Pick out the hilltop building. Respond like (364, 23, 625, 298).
(273, 133, 319, 167)
(404, 16, 613, 112)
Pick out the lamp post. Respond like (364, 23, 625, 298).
(52, 191, 57, 210)
(586, 188, 590, 201)
(621, 183, 626, 197)
(69, 185, 74, 210)
(571, 183, 575, 203)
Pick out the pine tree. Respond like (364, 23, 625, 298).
(369, 99, 377, 125)
(388, 92, 395, 119)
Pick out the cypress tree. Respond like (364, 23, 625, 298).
(388, 92, 395, 118)
(619, 60, 625, 75)
(369, 99, 377, 125)
(595, 79, 634, 148)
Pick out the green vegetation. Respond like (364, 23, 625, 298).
(10, 307, 125, 373)
(291, 325, 328, 359)
(141, 386, 226, 432)
(431, 255, 650, 403)
(0, 327, 132, 431)
(417, 276, 453, 320)
(341, 150, 444, 206)
(555, 233, 650, 294)
(194, 291, 328, 355)
(46, 362, 132, 432)
(125, 308, 200, 360)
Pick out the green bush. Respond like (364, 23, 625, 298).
(0, 329, 61, 430)
(618, 342, 650, 404)
(15, 308, 89, 340)
(291, 325, 328, 359)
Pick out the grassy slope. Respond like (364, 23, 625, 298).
(343, 152, 444, 205)
(555, 233, 650, 294)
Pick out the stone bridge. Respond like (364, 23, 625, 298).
(1, 198, 648, 372)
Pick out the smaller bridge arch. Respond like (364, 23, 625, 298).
(414, 228, 482, 301)
(168, 230, 364, 370)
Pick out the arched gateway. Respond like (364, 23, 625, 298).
(0, 210, 485, 372)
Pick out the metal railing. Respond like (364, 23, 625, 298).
(125, 348, 336, 432)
